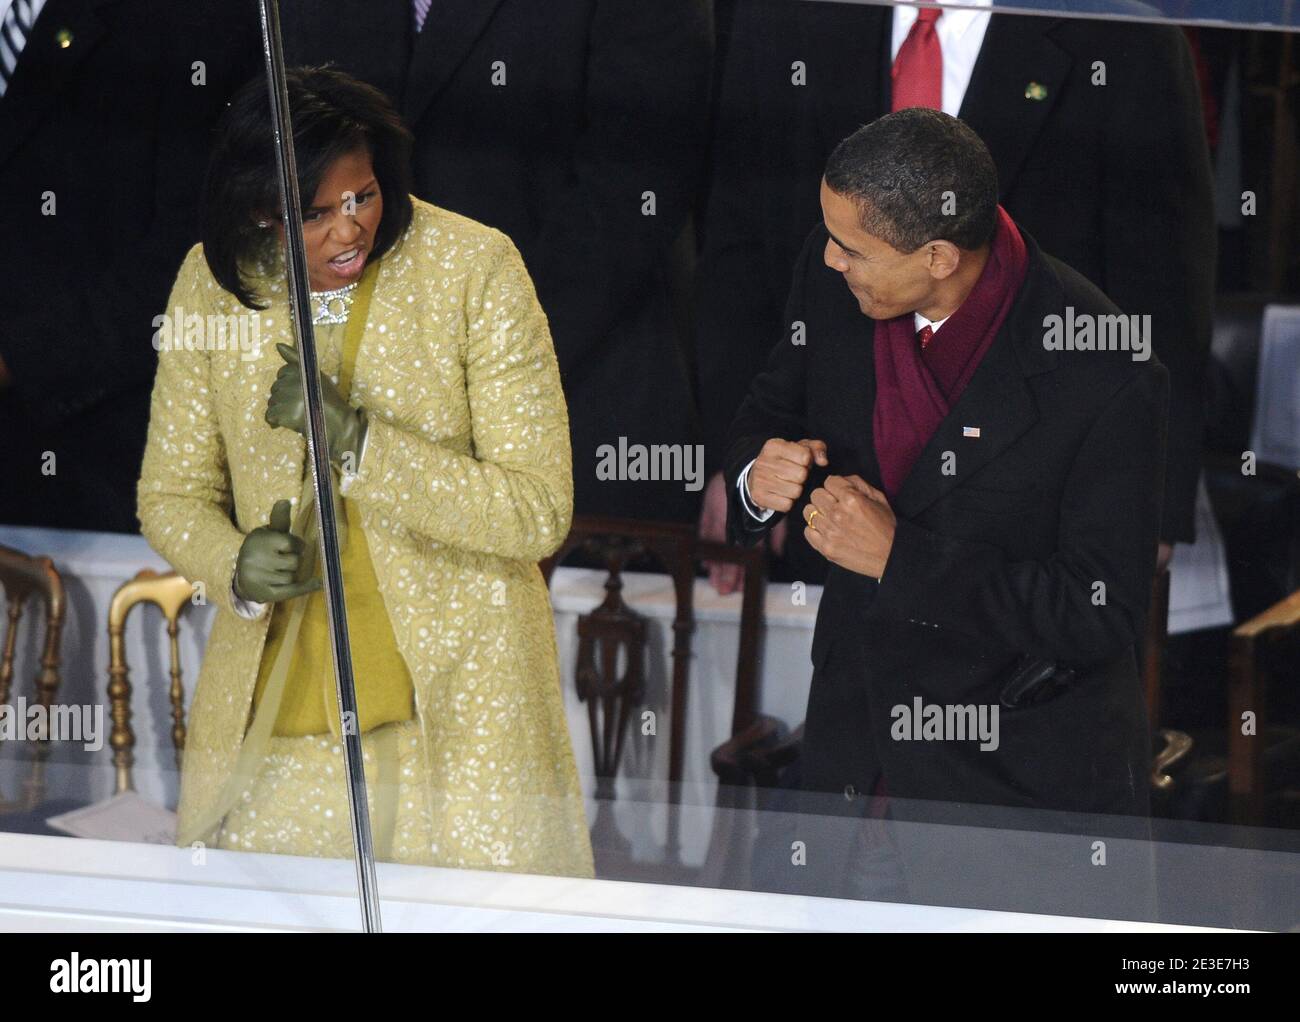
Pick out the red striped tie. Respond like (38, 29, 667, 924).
(891, 8, 943, 112)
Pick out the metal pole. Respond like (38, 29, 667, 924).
(256, 0, 383, 933)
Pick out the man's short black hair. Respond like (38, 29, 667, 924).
(201, 65, 415, 310)
(823, 107, 999, 253)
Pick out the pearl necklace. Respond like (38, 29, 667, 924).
(309, 281, 358, 325)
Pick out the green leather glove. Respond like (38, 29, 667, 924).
(265, 343, 368, 466)
(233, 498, 322, 604)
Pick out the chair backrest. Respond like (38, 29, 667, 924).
(1249, 304, 1300, 471)
(1227, 588, 1300, 825)
(540, 515, 767, 868)
(0, 545, 66, 809)
(107, 570, 196, 795)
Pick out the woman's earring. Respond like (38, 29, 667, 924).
(256, 219, 271, 229)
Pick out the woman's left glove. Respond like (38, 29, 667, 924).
(266, 343, 367, 467)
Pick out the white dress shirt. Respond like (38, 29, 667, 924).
(891, 0, 993, 118)
(914, 310, 951, 335)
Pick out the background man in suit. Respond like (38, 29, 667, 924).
(0, 0, 257, 531)
(698, 0, 1213, 589)
(281, 0, 713, 522)
(726, 109, 1165, 826)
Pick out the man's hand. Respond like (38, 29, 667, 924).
(266, 343, 365, 465)
(233, 498, 322, 604)
(699, 470, 746, 594)
(803, 474, 896, 579)
(747, 437, 829, 513)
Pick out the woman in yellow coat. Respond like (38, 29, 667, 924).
(137, 68, 593, 878)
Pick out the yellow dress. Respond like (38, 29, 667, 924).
(217, 276, 430, 862)
(248, 312, 414, 739)
(139, 197, 594, 878)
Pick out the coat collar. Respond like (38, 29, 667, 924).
(401, 0, 507, 127)
(958, 14, 1072, 199)
(0, 0, 120, 169)
(888, 230, 1062, 520)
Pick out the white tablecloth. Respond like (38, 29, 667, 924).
(0, 525, 819, 866)
(0, 513, 1236, 867)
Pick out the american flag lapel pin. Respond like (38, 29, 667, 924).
(962, 426, 981, 438)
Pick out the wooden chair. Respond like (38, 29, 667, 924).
(0, 544, 66, 812)
(106, 570, 197, 794)
(540, 515, 770, 880)
(1227, 589, 1300, 825)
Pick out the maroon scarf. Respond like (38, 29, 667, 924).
(872, 206, 1028, 499)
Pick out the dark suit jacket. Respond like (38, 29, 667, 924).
(0, 0, 258, 532)
(282, 0, 714, 521)
(699, 2, 1212, 552)
(724, 225, 1166, 816)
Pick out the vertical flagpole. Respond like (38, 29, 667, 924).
(256, 0, 383, 933)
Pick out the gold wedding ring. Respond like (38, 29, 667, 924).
(806, 506, 821, 530)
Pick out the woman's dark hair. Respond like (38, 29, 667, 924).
(201, 66, 414, 309)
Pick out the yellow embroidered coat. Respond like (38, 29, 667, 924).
(138, 197, 594, 878)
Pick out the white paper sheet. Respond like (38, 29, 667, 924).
(45, 792, 177, 845)
(1168, 475, 1234, 635)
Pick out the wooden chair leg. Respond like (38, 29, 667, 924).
(1227, 632, 1265, 825)
(1142, 567, 1171, 729)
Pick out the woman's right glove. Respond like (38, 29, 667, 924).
(233, 499, 322, 603)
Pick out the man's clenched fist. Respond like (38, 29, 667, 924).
(746, 437, 829, 513)
(804, 475, 896, 580)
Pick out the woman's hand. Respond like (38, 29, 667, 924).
(265, 343, 366, 467)
(233, 499, 322, 603)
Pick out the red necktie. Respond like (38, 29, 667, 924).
(917, 324, 934, 350)
(891, 8, 943, 112)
